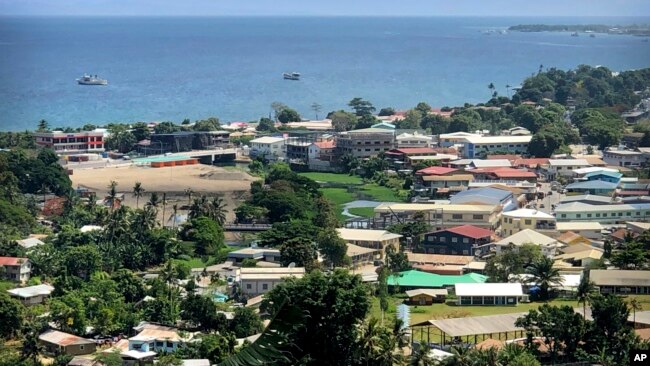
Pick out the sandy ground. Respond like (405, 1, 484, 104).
(71, 164, 259, 222)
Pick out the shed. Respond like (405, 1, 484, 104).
(454, 283, 525, 306)
(38, 330, 96, 356)
(405, 288, 448, 305)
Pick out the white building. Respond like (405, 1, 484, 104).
(7, 284, 54, 306)
(494, 229, 563, 257)
(239, 267, 305, 296)
(455, 283, 526, 305)
(458, 135, 532, 158)
(396, 132, 434, 148)
(554, 202, 650, 224)
(546, 159, 592, 179)
(556, 222, 603, 240)
(602, 148, 645, 167)
(438, 132, 481, 148)
(249, 136, 286, 161)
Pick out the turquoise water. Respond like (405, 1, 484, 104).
(1, 16, 649, 130)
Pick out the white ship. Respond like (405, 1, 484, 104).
(77, 74, 108, 85)
(283, 72, 300, 80)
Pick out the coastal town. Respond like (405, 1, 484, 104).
(2, 64, 650, 365)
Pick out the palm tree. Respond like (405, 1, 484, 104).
(184, 188, 194, 204)
(209, 195, 228, 225)
(161, 192, 167, 227)
(311, 102, 322, 120)
(528, 257, 562, 300)
(188, 195, 208, 219)
(576, 274, 596, 318)
(37, 119, 49, 132)
(171, 204, 179, 229)
(410, 346, 435, 366)
(505, 84, 512, 98)
(630, 298, 643, 328)
(488, 82, 496, 97)
(526, 256, 563, 301)
(498, 343, 526, 365)
(105, 180, 120, 212)
(146, 192, 161, 211)
(132, 182, 145, 208)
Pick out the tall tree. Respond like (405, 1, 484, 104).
(348, 97, 376, 117)
(526, 256, 562, 300)
(105, 180, 120, 212)
(132, 181, 145, 209)
(576, 274, 596, 318)
(279, 237, 318, 271)
(317, 228, 350, 268)
(311, 102, 322, 120)
(37, 119, 49, 132)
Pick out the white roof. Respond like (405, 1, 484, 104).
(548, 159, 590, 167)
(502, 208, 554, 219)
(471, 159, 511, 168)
(440, 132, 481, 139)
(556, 222, 603, 231)
(122, 350, 157, 360)
(555, 202, 650, 213)
(405, 288, 449, 297)
(495, 229, 557, 246)
(573, 167, 619, 175)
(375, 202, 496, 214)
(461, 135, 532, 144)
(455, 283, 523, 297)
(408, 154, 458, 161)
(16, 237, 44, 249)
(336, 228, 402, 242)
(80, 225, 102, 233)
(250, 136, 285, 144)
(7, 284, 54, 298)
(429, 349, 454, 360)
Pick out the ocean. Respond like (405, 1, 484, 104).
(0, 16, 649, 131)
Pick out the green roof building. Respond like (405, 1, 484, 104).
(387, 270, 487, 289)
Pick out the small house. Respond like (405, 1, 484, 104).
(455, 283, 526, 306)
(39, 330, 96, 356)
(7, 284, 54, 306)
(405, 288, 448, 305)
(0, 256, 31, 283)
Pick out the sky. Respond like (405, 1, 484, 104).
(1, 0, 649, 17)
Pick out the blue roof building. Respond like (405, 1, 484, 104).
(584, 171, 622, 184)
(566, 180, 618, 196)
(371, 122, 396, 130)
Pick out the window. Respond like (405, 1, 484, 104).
(463, 250, 469, 255)
(439, 237, 446, 242)
(603, 213, 607, 217)
(156, 341, 164, 348)
(561, 214, 566, 218)
(587, 214, 592, 218)
(576, 214, 581, 218)
(473, 214, 483, 220)
(451, 237, 458, 243)
(618, 212, 623, 217)
(463, 238, 469, 243)
(626, 212, 631, 216)
(262, 284, 268, 290)
(246, 284, 252, 289)
(452, 214, 462, 220)
(80, 345, 85, 350)
(596, 213, 600, 217)
(524, 219, 532, 225)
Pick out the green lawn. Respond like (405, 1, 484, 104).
(360, 184, 404, 202)
(299, 172, 363, 185)
(348, 207, 375, 218)
(321, 187, 356, 221)
(173, 257, 209, 268)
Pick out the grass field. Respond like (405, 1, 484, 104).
(299, 172, 363, 185)
(348, 207, 375, 218)
(360, 183, 404, 202)
(321, 187, 357, 221)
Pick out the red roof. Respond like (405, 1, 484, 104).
(440, 225, 493, 239)
(314, 141, 336, 149)
(0, 257, 28, 266)
(431, 147, 458, 154)
(416, 166, 458, 176)
(388, 148, 437, 155)
(490, 169, 537, 178)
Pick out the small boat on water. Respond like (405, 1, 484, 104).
(77, 74, 108, 85)
(283, 72, 300, 80)
(571, 32, 579, 37)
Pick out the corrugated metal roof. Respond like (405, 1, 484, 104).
(387, 270, 487, 288)
(39, 330, 94, 346)
(455, 283, 523, 297)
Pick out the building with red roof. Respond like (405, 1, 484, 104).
(415, 166, 459, 176)
(468, 168, 537, 181)
(423, 225, 494, 256)
(0, 256, 31, 283)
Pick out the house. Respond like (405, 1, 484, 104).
(572, 166, 620, 177)
(387, 270, 487, 290)
(415, 166, 459, 177)
(449, 187, 517, 211)
(371, 121, 396, 130)
(239, 267, 305, 296)
(558, 194, 613, 206)
(584, 170, 623, 184)
(396, 132, 434, 148)
(556, 222, 603, 240)
(512, 158, 549, 170)
(476, 168, 538, 182)
(554, 202, 650, 224)
(422, 225, 494, 256)
(336, 228, 402, 257)
(556, 231, 592, 246)
(285, 137, 311, 163)
(0, 256, 31, 283)
(494, 229, 562, 257)
(405, 253, 475, 275)
(469, 159, 512, 169)
(407, 154, 458, 166)
(546, 159, 591, 179)
(7, 284, 54, 306)
(128, 322, 191, 354)
(373, 203, 501, 230)
(385, 148, 438, 167)
(565, 180, 618, 196)
(347, 244, 381, 267)
(458, 135, 532, 158)
(626, 221, 650, 234)
(590, 270, 650, 294)
(336, 128, 395, 158)
(34, 130, 104, 154)
(602, 147, 645, 167)
(39, 330, 96, 356)
(16, 237, 45, 249)
(505, 127, 531, 136)
(405, 289, 448, 305)
(68, 357, 104, 366)
(417, 173, 474, 195)
(308, 140, 337, 171)
(249, 136, 286, 161)
(227, 248, 281, 265)
(454, 283, 526, 306)
(554, 244, 603, 269)
(500, 209, 556, 236)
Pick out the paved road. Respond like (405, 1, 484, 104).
(533, 182, 565, 214)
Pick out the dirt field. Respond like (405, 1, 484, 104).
(71, 164, 259, 222)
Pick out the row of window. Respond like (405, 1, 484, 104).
(449, 214, 484, 220)
(559, 211, 650, 219)
(476, 144, 525, 148)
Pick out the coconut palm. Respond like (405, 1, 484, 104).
(161, 192, 167, 227)
(188, 195, 208, 219)
(208, 195, 228, 225)
(498, 343, 527, 365)
(410, 345, 435, 366)
(132, 182, 145, 208)
(576, 274, 596, 318)
(171, 204, 179, 229)
(146, 192, 161, 211)
(105, 180, 120, 212)
(184, 187, 194, 204)
(526, 256, 563, 301)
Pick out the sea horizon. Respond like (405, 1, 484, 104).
(1, 15, 649, 131)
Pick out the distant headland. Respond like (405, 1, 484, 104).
(508, 24, 650, 37)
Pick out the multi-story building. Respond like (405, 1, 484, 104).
(249, 136, 286, 161)
(336, 128, 395, 158)
(336, 228, 402, 257)
(602, 147, 646, 167)
(438, 132, 481, 148)
(373, 203, 501, 230)
(458, 135, 532, 158)
(0, 257, 31, 283)
(396, 132, 434, 148)
(500, 209, 556, 236)
(545, 159, 592, 180)
(34, 131, 104, 154)
(554, 202, 650, 224)
(239, 267, 305, 296)
(422, 225, 494, 256)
